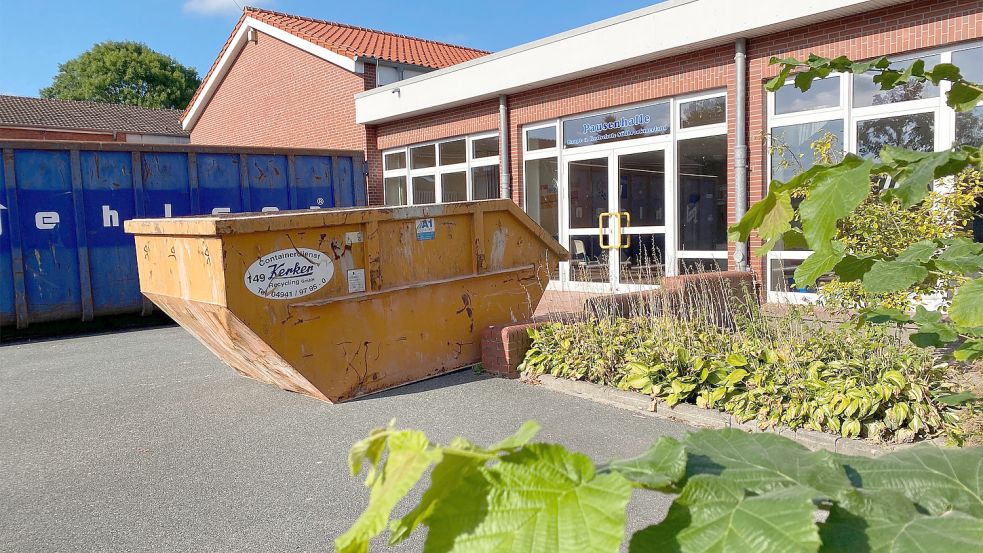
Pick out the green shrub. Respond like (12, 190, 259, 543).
(519, 309, 960, 442)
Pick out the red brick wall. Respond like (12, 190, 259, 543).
(0, 127, 125, 142)
(745, 0, 983, 279)
(190, 30, 371, 152)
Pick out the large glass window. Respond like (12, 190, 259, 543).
(766, 43, 983, 299)
(524, 158, 559, 240)
(677, 136, 728, 251)
(383, 133, 500, 206)
(619, 150, 665, 226)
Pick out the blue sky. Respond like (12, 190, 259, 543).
(0, 0, 661, 98)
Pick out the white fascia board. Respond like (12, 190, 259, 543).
(183, 17, 360, 130)
(355, 0, 909, 124)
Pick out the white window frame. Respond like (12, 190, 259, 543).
(764, 40, 983, 303)
(382, 132, 501, 206)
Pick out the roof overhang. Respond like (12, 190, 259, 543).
(182, 16, 361, 131)
(355, 0, 911, 125)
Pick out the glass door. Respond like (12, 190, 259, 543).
(616, 148, 667, 289)
(562, 145, 669, 292)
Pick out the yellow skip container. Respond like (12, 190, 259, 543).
(124, 200, 567, 403)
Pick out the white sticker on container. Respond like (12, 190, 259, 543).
(347, 268, 366, 293)
(416, 218, 435, 241)
(244, 248, 333, 300)
(345, 231, 363, 245)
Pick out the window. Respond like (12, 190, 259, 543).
(679, 96, 726, 128)
(382, 132, 501, 206)
(775, 76, 840, 114)
(677, 135, 728, 251)
(384, 176, 406, 206)
(525, 126, 557, 150)
(472, 136, 499, 158)
(471, 166, 500, 200)
(853, 55, 940, 108)
(439, 140, 466, 165)
(410, 145, 436, 169)
(765, 42, 983, 300)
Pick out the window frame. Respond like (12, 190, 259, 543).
(382, 132, 501, 206)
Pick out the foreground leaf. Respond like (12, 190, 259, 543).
(821, 488, 983, 553)
(683, 429, 851, 498)
(798, 155, 873, 248)
(425, 444, 632, 553)
(950, 278, 983, 328)
(839, 446, 983, 517)
(862, 260, 929, 294)
(337, 430, 442, 553)
(600, 436, 686, 490)
(630, 476, 821, 553)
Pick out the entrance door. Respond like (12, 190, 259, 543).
(563, 146, 669, 292)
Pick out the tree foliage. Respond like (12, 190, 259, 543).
(339, 423, 983, 552)
(40, 41, 200, 109)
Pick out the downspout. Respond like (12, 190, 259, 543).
(499, 94, 511, 200)
(734, 38, 749, 271)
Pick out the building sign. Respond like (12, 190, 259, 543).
(562, 102, 670, 148)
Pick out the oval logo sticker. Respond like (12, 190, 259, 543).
(244, 248, 334, 300)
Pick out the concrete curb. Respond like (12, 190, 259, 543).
(526, 373, 903, 457)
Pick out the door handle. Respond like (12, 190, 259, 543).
(599, 212, 614, 249)
(617, 211, 631, 249)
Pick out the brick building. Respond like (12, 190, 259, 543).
(189, 1, 982, 302)
(0, 95, 189, 143)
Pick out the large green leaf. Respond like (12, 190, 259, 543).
(838, 446, 983, 517)
(950, 278, 983, 328)
(793, 241, 847, 288)
(337, 430, 443, 553)
(798, 155, 873, 248)
(879, 148, 963, 207)
(820, 489, 983, 553)
(600, 436, 686, 490)
(682, 429, 851, 499)
(833, 254, 875, 283)
(630, 476, 821, 553)
(896, 240, 938, 262)
(861, 260, 929, 294)
(425, 444, 632, 553)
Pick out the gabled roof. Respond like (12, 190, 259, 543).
(244, 7, 489, 69)
(182, 6, 489, 130)
(0, 95, 189, 136)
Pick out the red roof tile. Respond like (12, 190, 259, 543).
(244, 6, 488, 69)
(183, 7, 488, 125)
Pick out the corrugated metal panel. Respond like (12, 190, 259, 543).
(0, 141, 367, 328)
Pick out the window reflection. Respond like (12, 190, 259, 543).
(775, 77, 840, 114)
(853, 55, 940, 107)
(770, 120, 844, 182)
(412, 175, 436, 204)
(618, 151, 665, 226)
(471, 165, 500, 200)
(856, 112, 935, 158)
(441, 172, 467, 202)
(680, 96, 726, 128)
(956, 106, 983, 147)
(568, 158, 608, 229)
(384, 176, 406, 206)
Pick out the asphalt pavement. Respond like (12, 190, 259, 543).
(0, 325, 693, 552)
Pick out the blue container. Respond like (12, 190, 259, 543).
(0, 141, 367, 328)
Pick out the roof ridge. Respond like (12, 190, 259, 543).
(243, 6, 491, 55)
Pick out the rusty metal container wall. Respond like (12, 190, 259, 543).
(0, 140, 366, 328)
(124, 200, 568, 402)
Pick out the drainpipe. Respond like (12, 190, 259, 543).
(734, 38, 749, 271)
(499, 94, 511, 201)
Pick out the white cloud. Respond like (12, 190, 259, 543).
(182, 0, 270, 16)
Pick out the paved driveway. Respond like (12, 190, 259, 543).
(0, 326, 692, 552)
